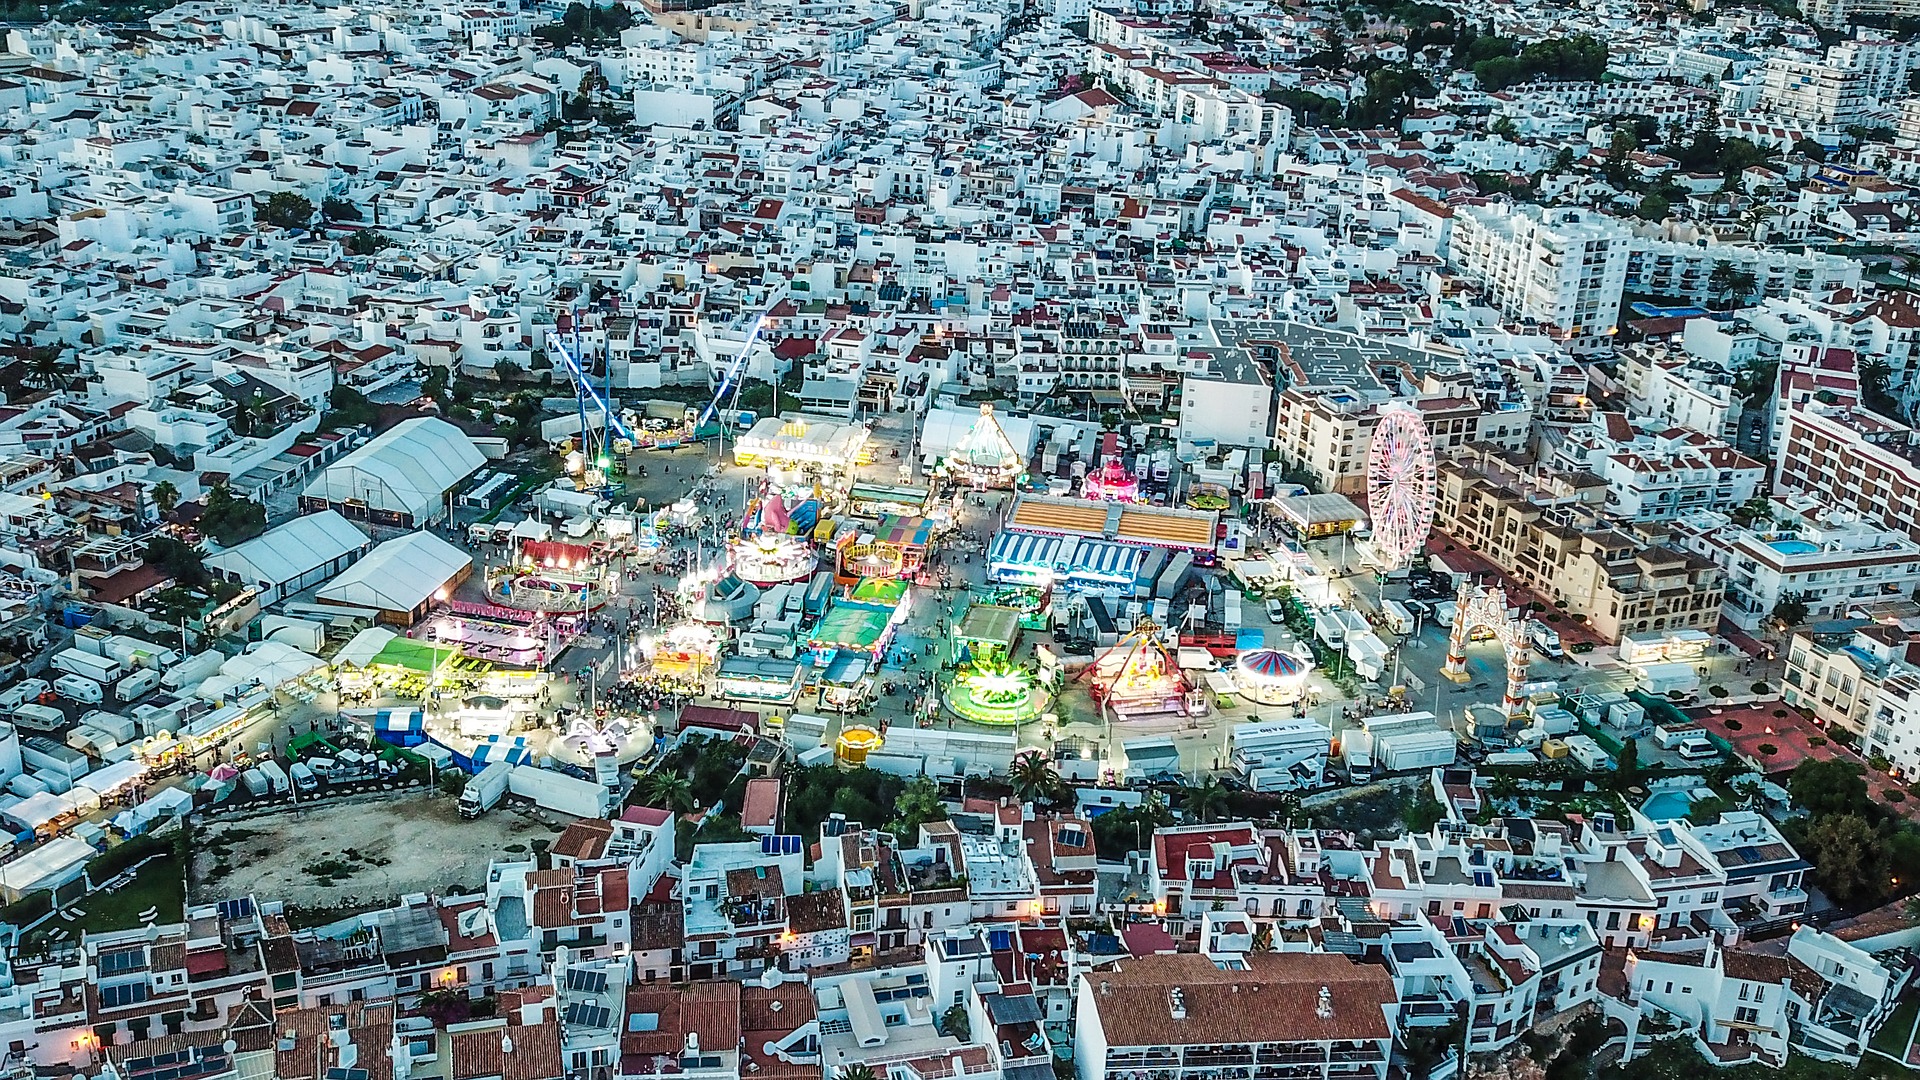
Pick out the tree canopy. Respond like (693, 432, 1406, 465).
(199, 483, 268, 546)
(1470, 34, 1607, 91)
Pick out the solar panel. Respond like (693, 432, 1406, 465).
(217, 898, 255, 921)
(101, 983, 150, 1007)
(99, 950, 144, 974)
(1472, 871, 1495, 888)
(565, 1002, 611, 1028)
(760, 835, 779, 855)
(565, 969, 608, 994)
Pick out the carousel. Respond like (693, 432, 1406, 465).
(1234, 647, 1313, 706)
(547, 711, 649, 774)
(1081, 620, 1203, 721)
(1082, 458, 1140, 502)
(730, 533, 817, 586)
(934, 404, 1026, 489)
(944, 661, 1051, 727)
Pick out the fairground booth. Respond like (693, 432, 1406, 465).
(805, 577, 910, 664)
(952, 604, 1022, 666)
(714, 655, 808, 707)
(833, 515, 935, 584)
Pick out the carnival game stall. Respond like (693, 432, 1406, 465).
(952, 604, 1022, 666)
(733, 415, 872, 474)
(816, 652, 876, 713)
(714, 655, 808, 707)
(640, 622, 722, 688)
(976, 587, 1043, 632)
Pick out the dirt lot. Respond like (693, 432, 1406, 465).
(190, 793, 566, 910)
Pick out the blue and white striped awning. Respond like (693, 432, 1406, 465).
(989, 530, 1064, 569)
(1068, 539, 1143, 583)
(471, 736, 532, 766)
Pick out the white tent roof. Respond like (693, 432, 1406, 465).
(5, 791, 75, 831)
(510, 518, 552, 541)
(317, 532, 470, 613)
(75, 760, 145, 797)
(302, 417, 486, 521)
(334, 627, 399, 669)
(919, 406, 1035, 462)
(0, 836, 91, 893)
(205, 510, 369, 588)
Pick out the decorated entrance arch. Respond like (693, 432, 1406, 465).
(1441, 581, 1531, 720)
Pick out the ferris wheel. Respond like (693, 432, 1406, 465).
(1365, 406, 1437, 571)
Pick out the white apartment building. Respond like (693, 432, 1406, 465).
(1667, 497, 1920, 631)
(1451, 205, 1632, 350)
(1786, 620, 1901, 734)
(1551, 416, 1764, 522)
(1624, 241, 1862, 309)
(1177, 352, 1272, 452)
(1775, 401, 1920, 546)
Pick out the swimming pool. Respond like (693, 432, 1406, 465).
(1640, 790, 1692, 821)
(1769, 539, 1820, 556)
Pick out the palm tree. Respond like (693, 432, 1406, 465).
(838, 1067, 878, 1080)
(1008, 750, 1061, 804)
(27, 346, 64, 391)
(1707, 259, 1739, 310)
(642, 771, 694, 814)
(1180, 778, 1230, 823)
(151, 480, 180, 519)
(1728, 268, 1758, 306)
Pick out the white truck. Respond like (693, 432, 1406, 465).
(52, 648, 121, 686)
(459, 761, 515, 819)
(535, 484, 607, 518)
(507, 765, 614, 818)
(1381, 599, 1416, 636)
(1375, 729, 1458, 772)
(1528, 619, 1564, 659)
(1341, 731, 1375, 784)
(256, 759, 290, 795)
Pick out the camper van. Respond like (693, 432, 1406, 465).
(54, 674, 103, 705)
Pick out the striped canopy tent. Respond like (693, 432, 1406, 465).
(1066, 539, 1143, 586)
(1237, 648, 1310, 683)
(988, 531, 1063, 571)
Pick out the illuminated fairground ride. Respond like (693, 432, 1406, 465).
(1366, 404, 1437, 572)
(639, 622, 721, 684)
(944, 660, 1051, 727)
(1080, 619, 1205, 721)
(1235, 647, 1313, 706)
(933, 404, 1026, 489)
(730, 533, 817, 586)
(548, 711, 648, 773)
(833, 515, 934, 584)
(1082, 458, 1140, 502)
(488, 539, 612, 612)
